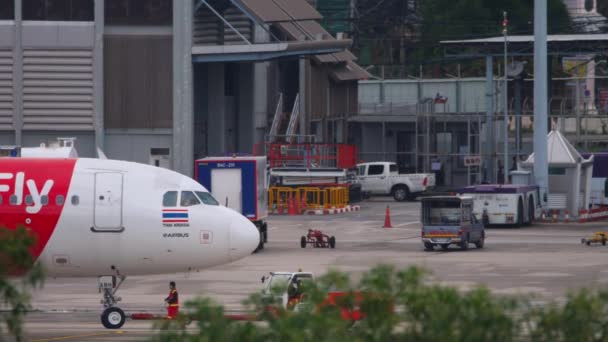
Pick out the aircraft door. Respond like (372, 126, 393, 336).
(94, 172, 124, 231)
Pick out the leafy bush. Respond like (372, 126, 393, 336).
(152, 265, 608, 342)
(0, 227, 45, 342)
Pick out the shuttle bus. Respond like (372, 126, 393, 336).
(583, 152, 608, 206)
(458, 184, 540, 226)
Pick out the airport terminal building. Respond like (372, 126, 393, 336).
(0, 0, 367, 176)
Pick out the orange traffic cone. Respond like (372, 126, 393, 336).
(383, 205, 393, 228)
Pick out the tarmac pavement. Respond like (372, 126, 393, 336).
(18, 198, 608, 341)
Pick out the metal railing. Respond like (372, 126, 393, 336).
(268, 186, 350, 213)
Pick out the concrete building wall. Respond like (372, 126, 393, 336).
(360, 123, 383, 161)
(0, 21, 14, 132)
(360, 78, 497, 114)
(237, 63, 254, 152)
(206, 63, 225, 156)
(0, 132, 14, 145)
(0, 18, 98, 145)
(104, 130, 172, 166)
(23, 132, 96, 157)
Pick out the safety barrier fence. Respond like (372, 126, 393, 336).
(268, 186, 350, 213)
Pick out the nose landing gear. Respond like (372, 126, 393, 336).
(98, 273, 127, 329)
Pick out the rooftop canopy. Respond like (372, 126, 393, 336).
(522, 129, 593, 167)
(440, 34, 608, 58)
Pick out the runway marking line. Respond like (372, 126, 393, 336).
(32, 330, 124, 342)
(395, 221, 420, 227)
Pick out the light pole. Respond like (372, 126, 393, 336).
(534, 0, 548, 209)
(503, 11, 509, 184)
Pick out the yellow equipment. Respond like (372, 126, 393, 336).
(581, 232, 607, 246)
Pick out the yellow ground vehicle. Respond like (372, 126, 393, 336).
(581, 232, 607, 246)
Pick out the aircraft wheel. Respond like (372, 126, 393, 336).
(101, 307, 126, 329)
(329, 236, 336, 249)
(300, 236, 307, 248)
(262, 222, 268, 243)
(254, 232, 264, 253)
(424, 242, 434, 251)
(440, 244, 450, 250)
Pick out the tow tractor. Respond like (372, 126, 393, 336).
(300, 229, 336, 248)
(260, 271, 382, 321)
(581, 232, 607, 246)
(261, 271, 314, 311)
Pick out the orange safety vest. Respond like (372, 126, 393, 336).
(166, 289, 179, 307)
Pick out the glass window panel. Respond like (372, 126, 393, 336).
(195, 191, 219, 206)
(180, 191, 200, 207)
(0, 0, 14, 19)
(163, 191, 177, 207)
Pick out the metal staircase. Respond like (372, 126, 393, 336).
(268, 93, 284, 142)
(268, 93, 301, 143)
(285, 94, 300, 143)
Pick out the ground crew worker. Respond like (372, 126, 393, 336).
(164, 281, 179, 319)
(287, 278, 301, 309)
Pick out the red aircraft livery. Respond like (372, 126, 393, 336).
(0, 158, 76, 259)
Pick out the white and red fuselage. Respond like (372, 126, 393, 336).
(0, 157, 260, 277)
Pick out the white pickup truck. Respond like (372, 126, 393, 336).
(356, 162, 435, 201)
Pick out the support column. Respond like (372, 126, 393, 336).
(584, 163, 593, 210)
(172, 0, 194, 176)
(455, 65, 461, 112)
(484, 55, 494, 183)
(534, 0, 549, 207)
(514, 76, 522, 158)
(381, 121, 386, 160)
(253, 24, 268, 145)
(93, 0, 104, 152)
(13, 0, 22, 146)
(299, 56, 307, 139)
(573, 162, 581, 216)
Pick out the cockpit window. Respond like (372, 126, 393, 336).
(195, 191, 219, 206)
(180, 191, 200, 207)
(163, 191, 178, 207)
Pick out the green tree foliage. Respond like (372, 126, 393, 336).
(412, 0, 572, 71)
(0, 227, 45, 342)
(152, 264, 608, 341)
(419, 0, 571, 41)
(349, 0, 571, 74)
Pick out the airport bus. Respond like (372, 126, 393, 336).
(457, 184, 540, 226)
(582, 152, 608, 206)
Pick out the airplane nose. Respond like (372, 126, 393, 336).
(229, 215, 260, 261)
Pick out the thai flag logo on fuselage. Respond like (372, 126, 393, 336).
(162, 209, 189, 223)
